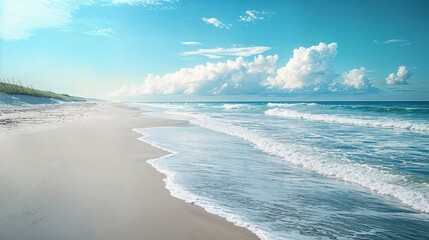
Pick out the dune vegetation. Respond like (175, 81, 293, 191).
(0, 79, 85, 102)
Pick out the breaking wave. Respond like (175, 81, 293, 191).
(265, 108, 429, 134)
(166, 111, 429, 214)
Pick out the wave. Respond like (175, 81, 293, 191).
(266, 102, 429, 115)
(331, 105, 429, 114)
(267, 102, 318, 108)
(133, 128, 271, 240)
(221, 104, 254, 109)
(167, 111, 429, 214)
(265, 108, 429, 134)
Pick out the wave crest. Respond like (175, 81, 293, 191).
(167, 111, 429, 213)
(265, 108, 429, 134)
(222, 104, 253, 109)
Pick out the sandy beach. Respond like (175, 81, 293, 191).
(0, 103, 258, 240)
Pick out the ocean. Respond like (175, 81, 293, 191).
(133, 101, 429, 240)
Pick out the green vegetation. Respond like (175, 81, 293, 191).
(0, 79, 85, 102)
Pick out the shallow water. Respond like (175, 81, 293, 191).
(134, 102, 429, 240)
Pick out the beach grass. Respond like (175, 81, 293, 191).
(0, 79, 85, 102)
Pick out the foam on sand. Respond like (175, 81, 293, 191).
(134, 128, 271, 240)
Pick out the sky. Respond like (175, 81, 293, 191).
(0, 0, 428, 101)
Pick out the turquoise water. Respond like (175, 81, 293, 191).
(134, 102, 429, 240)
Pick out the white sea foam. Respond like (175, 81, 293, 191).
(265, 108, 429, 134)
(222, 104, 254, 109)
(133, 128, 272, 240)
(267, 102, 318, 108)
(166, 111, 429, 214)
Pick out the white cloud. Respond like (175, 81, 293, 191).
(342, 67, 375, 90)
(127, 55, 278, 95)
(0, 0, 88, 40)
(264, 42, 338, 91)
(182, 46, 271, 59)
(386, 66, 413, 85)
(202, 17, 231, 29)
(85, 27, 114, 37)
(0, 0, 177, 40)
(374, 39, 411, 46)
(239, 10, 273, 22)
(181, 41, 202, 46)
(109, 42, 379, 97)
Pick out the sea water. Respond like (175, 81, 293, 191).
(133, 102, 429, 240)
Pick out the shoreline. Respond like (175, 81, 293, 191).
(131, 114, 270, 240)
(138, 133, 269, 240)
(0, 102, 259, 240)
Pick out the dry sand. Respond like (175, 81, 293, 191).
(0, 103, 258, 240)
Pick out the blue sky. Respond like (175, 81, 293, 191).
(0, 0, 428, 101)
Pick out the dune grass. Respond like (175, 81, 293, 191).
(0, 79, 85, 102)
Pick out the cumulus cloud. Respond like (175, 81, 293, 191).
(108, 42, 380, 98)
(386, 66, 413, 85)
(182, 46, 271, 59)
(181, 41, 202, 46)
(85, 27, 114, 37)
(128, 55, 278, 95)
(374, 39, 411, 46)
(264, 42, 338, 91)
(342, 67, 377, 90)
(239, 10, 273, 22)
(202, 17, 231, 29)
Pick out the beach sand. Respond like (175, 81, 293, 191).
(0, 103, 258, 240)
